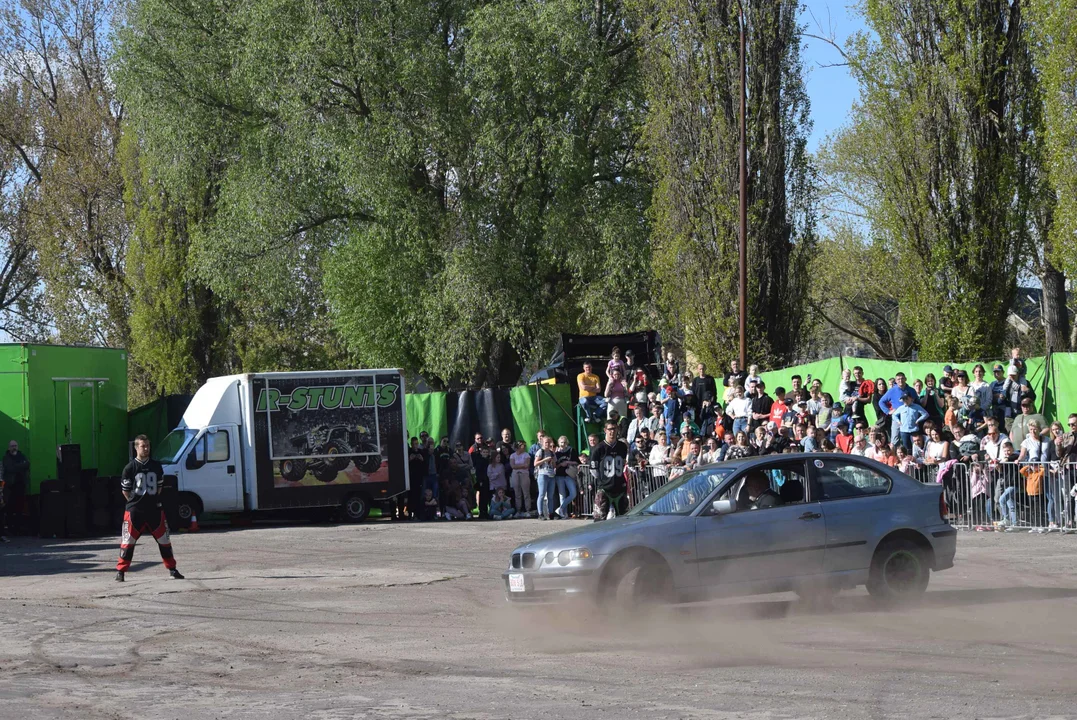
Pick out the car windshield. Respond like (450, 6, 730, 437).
(627, 467, 733, 516)
(155, 429, 197, 464)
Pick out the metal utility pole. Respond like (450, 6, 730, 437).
(737, 0, 748, 370)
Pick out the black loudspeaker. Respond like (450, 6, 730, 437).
(57, 444, 82, 483)
(65, 488, 87, 537)
(38, 479, 66, 538)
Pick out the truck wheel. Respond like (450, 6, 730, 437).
(357, 455, 382, 474)
(176, 493, 203, 530)
(325, 440, 352, 472)
(312, 463, 340, 483)
(341, 493, 370, 522)
(280, 458, 307, 482)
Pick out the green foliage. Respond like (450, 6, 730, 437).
(0, 0, 129, 346)
(824, 0, 1040, 361)
(807, 222, 915, 359)
(1033, 2, 1077, 277)
(638, 0, 817, 370)
(117, 0, 652, 387)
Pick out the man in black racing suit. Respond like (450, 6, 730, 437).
(590, 421, 629, 521)
(115, 434, 184, 582)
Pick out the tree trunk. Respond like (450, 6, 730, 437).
(1041, 255, 1070, 352)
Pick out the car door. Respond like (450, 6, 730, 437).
(692, 459, 825, 596)
(807, 457, 894, 574)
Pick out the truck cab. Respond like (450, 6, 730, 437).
(156, 376, 252, 521)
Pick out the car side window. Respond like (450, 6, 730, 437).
(815, 460, 891, 500)
(728, 462, 808, 511)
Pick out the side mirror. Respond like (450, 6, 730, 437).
(711, 498, 736, 515)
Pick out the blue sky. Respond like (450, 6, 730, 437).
(799, 1, 869, 151)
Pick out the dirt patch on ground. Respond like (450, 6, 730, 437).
(2, 522, 1076, 719)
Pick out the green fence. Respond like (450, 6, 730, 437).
(405, 392, 449, 441)
(510, 384, 576, 447)
(757, 354, 1070, 423)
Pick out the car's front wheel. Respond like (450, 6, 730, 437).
(867, 537, 930, 603)
(602, 553, 673, 609)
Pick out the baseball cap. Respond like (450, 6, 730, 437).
(943, 364, 953, 373)
(659, 378, 669, 386)
(992, 363, 1004, 372)
(625, 349, 635, 358)
(1007, 364, 1019, 376)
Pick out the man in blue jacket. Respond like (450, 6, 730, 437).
(878, 372, 920, 447)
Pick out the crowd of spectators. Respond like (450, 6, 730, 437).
(402, 427, 584, 522)
(576, 346, 1077, 532)
(395, 344, 1077, 530)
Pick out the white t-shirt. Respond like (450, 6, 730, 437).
(1021, 436, 1048, 462)
(727, 397, 752, 419)
(649, 444, 671, 473)
(926, 440, 948, 462)
(981, 433, 1010, 461)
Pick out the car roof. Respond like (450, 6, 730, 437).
(699, 452, 897, 475)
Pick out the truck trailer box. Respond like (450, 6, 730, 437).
(0, 344, 128, 494)
(158, 370, 409, 522)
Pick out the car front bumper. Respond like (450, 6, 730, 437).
(501, 563, 605, 604)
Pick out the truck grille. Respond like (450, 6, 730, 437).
(512, 553, 521, 569)
(522, 552, 536, 569)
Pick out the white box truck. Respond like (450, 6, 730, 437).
(154, 370, 409, 524)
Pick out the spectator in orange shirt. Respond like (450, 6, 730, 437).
(577, 361, 606, 423)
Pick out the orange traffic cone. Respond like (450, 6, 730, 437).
(188, 514, 200, 532)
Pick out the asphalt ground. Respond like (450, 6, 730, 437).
(2, 519, 1077, 719)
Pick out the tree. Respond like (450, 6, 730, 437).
(116, 0, 652, 388)
(823, 0, 1041, 361)
(0, 143, 49, 339)
(808, 223, 916, 360)
(638, 0, 816, 371)
(1030, 0, 1076, 350)
(0, 0, 130, 347)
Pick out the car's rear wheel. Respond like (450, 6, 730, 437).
(602, 554, 673, 610)
(867, 537, 930, 603)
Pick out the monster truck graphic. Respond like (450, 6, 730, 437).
(278, 424, 383, 483)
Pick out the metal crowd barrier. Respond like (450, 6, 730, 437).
(907, 461, 1076, 532)
(568, 460, 1077, 531)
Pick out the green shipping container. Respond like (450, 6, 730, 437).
(0, 344, 128, 493)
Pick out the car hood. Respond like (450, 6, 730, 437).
(514, 515, 687, 553)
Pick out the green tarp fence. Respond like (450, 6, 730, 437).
(510, 383, 576, 449)
(759, 354, 1067, 424)
(397, 353, 1077, 442)
(405, 392, 448, 442)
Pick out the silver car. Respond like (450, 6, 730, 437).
(503, 453, 956, 606)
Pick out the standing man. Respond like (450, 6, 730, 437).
(469, 433, 491, 519)
(692, 364, 717, 418)
(878, 372, 920, 447)
(749, 380, 774, 432)
(724, 359, 748, 390)
(116, 435, 183, 582)
(2, 440, 29, 536)
(590, 421, 629, 520)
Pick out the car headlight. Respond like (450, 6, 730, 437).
(557, 548, 593, 566)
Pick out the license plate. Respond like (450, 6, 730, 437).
(508, 573, 526, 593)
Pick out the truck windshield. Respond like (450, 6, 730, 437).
(155, 429, 197, 464)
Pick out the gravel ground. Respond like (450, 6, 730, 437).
(2, 519, 1077, 720)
